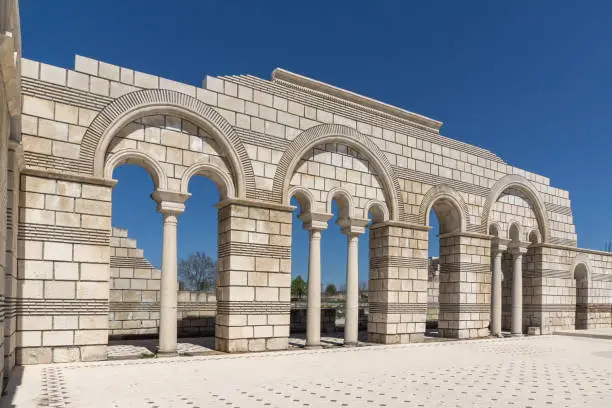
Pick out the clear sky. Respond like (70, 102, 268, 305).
(20, 1, 612, 285)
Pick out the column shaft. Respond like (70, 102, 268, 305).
(306, 229, 322, 347)
(344, 235, 359, 345)
(511, 251, 523, 336)
(158, 213, 179, 354)
(491, 250, 503, 337)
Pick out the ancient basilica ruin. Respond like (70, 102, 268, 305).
(0, 0, 611, 391)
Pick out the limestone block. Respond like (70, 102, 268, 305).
(57, 181, 81, 197)
(77, 282, 108, 299)
(43, 331, 74, 347)
(79, 316, 108, 330)
(17, 347, 52, 365)
(43, 242, 72, 261)
(73, 244, 109, 263)
(19, 260, 53, 280)
(74, 330, 107, 345)
(53, 347, 80, 363)
(80, 263, 109, 281)
(53, 316, 79, 330)
(67, 71, 89, 91)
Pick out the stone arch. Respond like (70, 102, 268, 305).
(570, 253, 592, 281)
(272, 123, 404, 221)
(481, 175, 550, 243)
(363, 199, 389, 223)
(489, 222, 502, 237)
(79, 88, 255, 198)
(528, 229, 540, 244)
(508, 221, 522, 242)
(419, 184, 467, 233)
(287, 185, 316, 216)
(326, 187, 355, 220)
(180, 161, 236, 200)
(104, 148, 167, 191)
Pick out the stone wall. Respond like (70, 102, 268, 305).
(4, 45, 610, 364)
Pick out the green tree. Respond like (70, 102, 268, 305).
(324, 283, 337, 296)
(291, 275, 307, 299)
(178, 252, 216, 291)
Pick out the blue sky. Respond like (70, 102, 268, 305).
(20, 1, 612, 285)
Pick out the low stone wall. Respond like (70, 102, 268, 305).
(108, 228, 216, 338)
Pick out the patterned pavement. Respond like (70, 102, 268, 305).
(3, 335, 612, 407)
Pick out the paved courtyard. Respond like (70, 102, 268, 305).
(4, 335, 612, 408)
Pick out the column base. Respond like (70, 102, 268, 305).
(305, 344, 322, 349)
(511, 333, 524, 337)
(343, 341, 358, 347)
(157, 349, 179, 357)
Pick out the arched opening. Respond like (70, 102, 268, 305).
(174, 175, 222, 351)
(574, 263, 589, 330)
(107, 163, 163, 358)
(426, 196, 464, 338)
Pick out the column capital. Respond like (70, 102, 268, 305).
(508, 242, 529, 256)
(151, 190, 190, 215)
(337, 217, 369, 237)
(492, 237, 510, 255)
(299, 211, 333, 231)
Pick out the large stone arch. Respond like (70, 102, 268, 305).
(418, 184, 468, 233)
(272, 123, 404, 221)
(78, 88, 255, 198)
(481, 175, 550, 242)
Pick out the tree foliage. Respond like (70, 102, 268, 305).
(291, 275, 307, 299)
(324, 283, 337, 296)
(178, 252, 216, 291)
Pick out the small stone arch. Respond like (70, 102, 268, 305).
(272, 123, 404, 221)
(481, 175, 550, 243)
(363, 199, 389, 223)
(80, 88, 255, 198)
(570, 254, 592, 281)
(288, 185, 316, 216)
(419, 184, 467, 234)
(326, 187, 355, 220)
(489, 222, 502, 237)
(528, 229, 541, 244)
(508, 221, 522, 242)
(104, 148, 167, 191)
(180, 161, 236, 200)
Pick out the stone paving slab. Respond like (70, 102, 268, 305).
(554, 328, 612, 340)
(4, 336, 612, 408)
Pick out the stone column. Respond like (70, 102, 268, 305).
(490, 242, 506, 337)
(510, 246, 527, 336)
(344, 233, 359, 345)
(299, 212, 331, 349)
(338, 218, 367, 346)
(152, 191, 188, 356)
(306, 229, 322, 347)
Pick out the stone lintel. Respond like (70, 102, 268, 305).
(22, 167, 117, 188)
(299, 211, 333, 231)
(508, 241, 529, 255)
(215, 197, 295, 213)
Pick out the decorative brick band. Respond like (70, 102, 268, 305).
(584, 304, 612, 313)
(592, 273, 612, 282)
(218, 242, 290, 259)
(439, 262, 490, 274)
(110, 302, 216, 312)
(544, 202, 573, 217)
(439, 303, 490, 313)
(24, 151, 88, 173)
(548, 237, 577, 247)
(540, 269, 570, 279)
(369, 302, 427, 314)
(216, 301, 290, 315)
(16, 299, 109, 316)
(236, 128, 290, 152)
(110, 256, 153, 269)
(22, 77, 112, 111)
(369, 256, 427, 269)
(18, 223, 110, 245)
(524, 304, 575, 313)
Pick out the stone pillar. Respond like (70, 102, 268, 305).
(152, 191, 188, 356)
(215, 200, 293, 352)
(490, 241, 507, 337)
(438, 233, 492, 339)
(344, 233, 359, 346)
(510, 246, 528, 336)
(368, 222, 429, 344)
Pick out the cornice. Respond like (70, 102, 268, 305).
(271, 68, 443, 132)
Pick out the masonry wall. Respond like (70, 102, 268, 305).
(8, 51, 612, 361)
